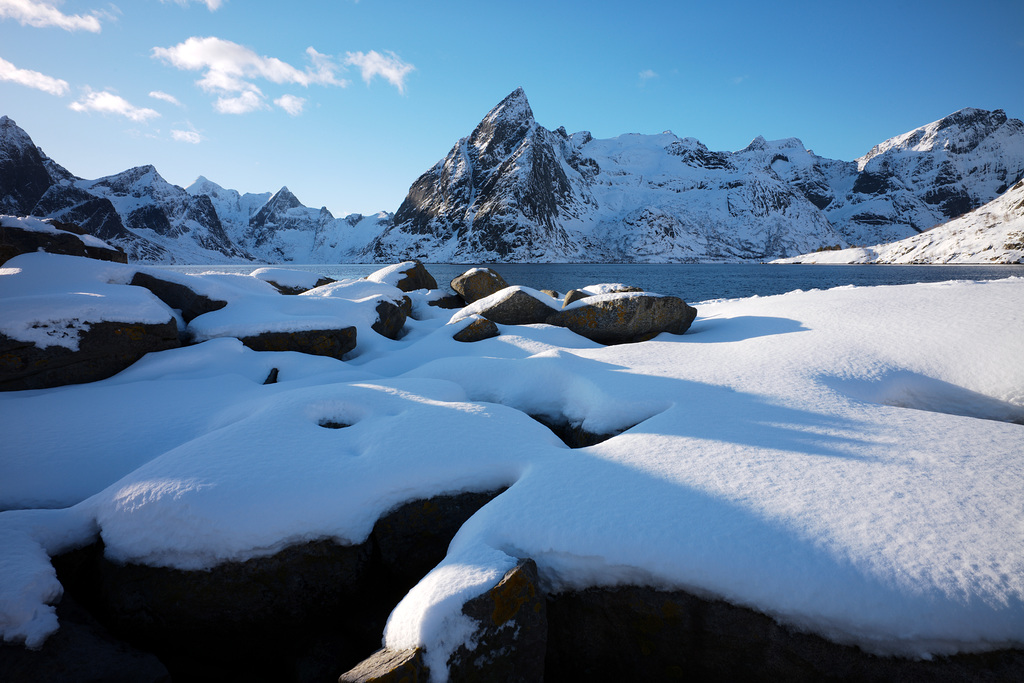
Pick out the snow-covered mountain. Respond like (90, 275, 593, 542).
(1, 115, 390, 264)
(776, 178, 1024, 264)
(368, 90, 1024, 263)
(3, 97, 1023, 264)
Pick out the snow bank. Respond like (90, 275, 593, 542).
(1, 260, 1023, 664)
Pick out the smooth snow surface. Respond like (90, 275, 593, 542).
(1, 257, 1023, 668)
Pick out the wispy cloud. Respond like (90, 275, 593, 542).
(0, 56, 68, 95)
(638, 69, 658, 82)
(274, 94, 306, 116)
(171, 128, 201, 144)
(152, 36, 347, 114)
(163, 0, 224, 10)
(732, 75, 749, 85)
(344, 50, 415, 93)
(149, 90, 182, 106)
(70, 88, 160, 122)
(0, 0, 103, 32)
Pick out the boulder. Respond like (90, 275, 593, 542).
(427, 293, 466, 309)
(562, 289, 589, 306)
(453, 317, 500, 343)
(564, 284, 644, 308)
(339, 647, 429, 683)
(237, 327, 357, 360)
(446, 558, 547, 682)
(0, 218, 127, 265)
(129, 272, 227, 323)
(265, 276, 335, 295)
(0, 319, 181, 391)
(368, 260, 438, 292)
(469, 286, 561, 326)
(546, 292, 697, 344)
(545, 585, 1024, 682)
(450, 268, 509, 304)
(371, 298, 410, 340)
(0, 594, 170, 683)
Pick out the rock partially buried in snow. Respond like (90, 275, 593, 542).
(563, 283, 644, 307)
(453, 317, 500, 343)
(339, 647, 429, 683)
(368, 260, 438, 293)
(0, 216, 127, 265)
(546, 292, 697, 344)
(371, 298, 410, 340)
(446, 558, 547, 682)
(451, 267, 509, 304)
(236, 326, 357, 359)
(129, 271, 228, 324)
(457, 286, 561, 326)
(0, 319, 181, 391)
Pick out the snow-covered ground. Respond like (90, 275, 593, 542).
(1, 256, 1023, 672)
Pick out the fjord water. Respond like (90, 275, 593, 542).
(166, 263, 1024, 304)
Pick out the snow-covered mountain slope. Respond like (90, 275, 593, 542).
(369, 91, 1024, 263)
(823, 108, 1024, 245)
(776, 178, 1024, 264)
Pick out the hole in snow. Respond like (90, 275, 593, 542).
(318, 419, 351, 429)
(528, 413, 636, 449)
(824, 371, 1024, 425)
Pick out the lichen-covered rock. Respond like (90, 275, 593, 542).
(339, 647, 429, 683)
(450, 267, 509, 304)
(453, 317, 500, 343)
(446, 558, 547, 683)
(563, 284, 643, 308)
(129, 272, 227, 323)
(368, 260, 438, 292)
(467, 286, 561, 326)
(0, 319, 180, 391)
(237, 327, 357, 359)
(563, 289, 589, 306)
(546, 292, 697, 344)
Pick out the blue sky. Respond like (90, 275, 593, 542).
(2, 0, 1022, 217)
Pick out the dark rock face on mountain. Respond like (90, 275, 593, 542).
(0, 116, 56, 216)
(372, 92, 1024, 263)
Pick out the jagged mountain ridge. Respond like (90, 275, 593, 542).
(0, 115, 391, 264)
(3, 95, 1023, 264)
(369, 89, 1024, 263)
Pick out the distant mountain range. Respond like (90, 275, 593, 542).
(2, 91, 1023, 264)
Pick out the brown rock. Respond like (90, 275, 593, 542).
(471, 287, 561, 326)
(129, 272, 227, 323)
(339, 647, 429, 683)
(0, 220, 127, 265)
(546, 293, 697, 344)
(237, 327, 357, 359)
(0, 319, 180, 391)
(372, 260, 438, 292)
(450, 268, 509, 303)
(453, 318, 500, 343)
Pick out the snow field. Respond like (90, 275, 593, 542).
(1, 256, 1022, 667)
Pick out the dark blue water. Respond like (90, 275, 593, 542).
(165, 263, 1023, 304)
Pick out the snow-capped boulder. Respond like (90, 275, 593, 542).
(0, 216, 126, 264)
(371, 298, 410, 340)
(235, 326, 358, 359)
(546, 292, 698, 344)
(129, 272, 227, 324)
(454, 286, 561, 326)
(452, 317, 500, 343)
(450, 267, 509, 304)
(366, 260, 438, 293)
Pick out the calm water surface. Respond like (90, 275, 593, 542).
(164, 263, 1023, 305)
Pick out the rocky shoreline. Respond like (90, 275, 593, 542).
(2, 218, 1022, 682)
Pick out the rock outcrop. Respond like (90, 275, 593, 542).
(546, 292, 698, 344)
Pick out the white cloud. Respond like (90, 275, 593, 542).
(164, 0, 224, 9)
(149, 90, 182, 106)
(70, 88, 160, 122)
(638, 69, 658, 81)
(171, 128, 201, 144)
(0, 56, 68, 95)
(152, 36, 347, 114)
(214, 90, 265, 115)
(274, 94, 306, 116)
(0, 0, 102, 32)
(732, 75, 749, 85)
(344, 50, 414, 93)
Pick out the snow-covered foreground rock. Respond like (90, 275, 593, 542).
(1, 257, 1023, 679)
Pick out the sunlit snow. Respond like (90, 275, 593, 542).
(1, 255, 1022, 666)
